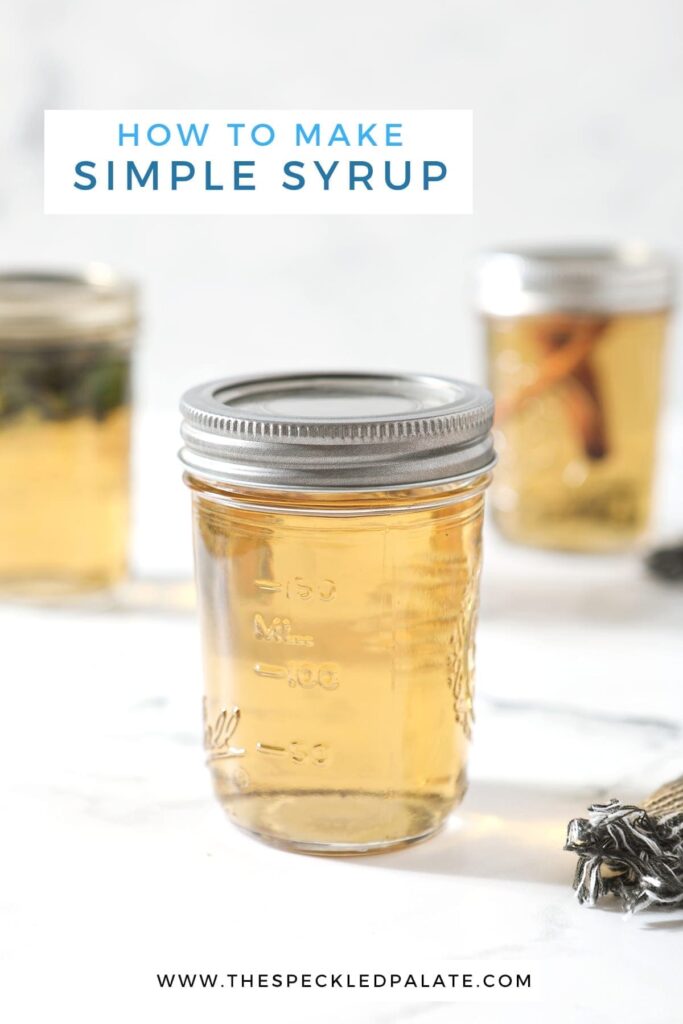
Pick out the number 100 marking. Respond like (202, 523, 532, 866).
(254, 661, 340, 690)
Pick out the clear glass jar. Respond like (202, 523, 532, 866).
(180, 372, 495, 854)
(475, 246, 675, 551)
(0, 267, 138, 594)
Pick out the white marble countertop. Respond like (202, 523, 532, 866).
(2, 523, 682, 1024)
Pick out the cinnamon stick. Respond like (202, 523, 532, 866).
(494, 316, 610, 460)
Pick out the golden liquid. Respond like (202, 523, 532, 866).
(188, 477, 488, 854)
(0, 344, 131, 593)
(487, 311, 668, 551)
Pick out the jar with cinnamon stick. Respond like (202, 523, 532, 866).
(475, 246, 675, 551)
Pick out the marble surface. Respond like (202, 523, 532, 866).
(3, 3, 683, 1016)
(2, 525, 682, 1024)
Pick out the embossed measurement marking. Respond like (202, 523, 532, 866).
(253, 661, 340, 690)
(256, 741, 330, 765)
(254, 663, 288, 680)
(253, 613, 314, 647)
(254, 579, 282, 594)
(254, 577, 337, 601)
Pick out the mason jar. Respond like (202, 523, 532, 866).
(475, 246, 675, 551)
(0, 267, 137, 594)
(180, 372, 495, 854)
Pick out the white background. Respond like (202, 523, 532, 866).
(3, 0, 683, 410)
(5, 0, 683, 573)
(2, 4, 683, 1023)
(3, 0, 683, 577)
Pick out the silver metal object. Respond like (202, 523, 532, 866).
(180, 371, 495, 490)
(474, 243, 676, 316)
(566, 775, 683, 913)
(0, 265, 138, 345)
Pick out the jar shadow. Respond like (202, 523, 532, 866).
(0, 575, 195, 615)
(480, 556, 679, 630)
(481, 557, 679, 626)
(359, 779, 603, 887)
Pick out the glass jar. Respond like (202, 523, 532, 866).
(180, 372, 495, 854)
(0, 267, 137, 594)
(475, 246, 675, 551)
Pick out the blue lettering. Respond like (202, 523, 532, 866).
(234, 161, 255, 190)
(171, 161, 195, 188)
(386, 124, 402, 146)
(328, 124, 350, 146)
(385, 161, 410, 190)
(127, 161, 158, 189)
(282, 161, 305, 189)
(296, 124, 320, 146)
(118, 124, 138, 146)
(205, 163, 223, 190)
(423, 161, 447, 189)
(252, 123, 275, 146)
(176, 123, 209, 147)
(147, 124, 172, 147)
(226, 123, 245, 145)
(350, 161, 373, 190)
(73, 161, 96, 190)
(357, 123, 377, 146)
(313, 161, 339, 189)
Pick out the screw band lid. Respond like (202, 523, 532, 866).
(180, 371, 495, 490)
(0, 265, 138, 346)
(474, 244, 676, 316)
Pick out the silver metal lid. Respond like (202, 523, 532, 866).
(180, 371, 495, 490)
(474, 243, 676, 316)
(0, 264, 138, 345)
